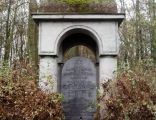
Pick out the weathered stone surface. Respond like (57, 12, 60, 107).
(61, 57, 96, 120)
(39, 57, 58, 93)
(38, 0, 118, 13)
(38, 2, 118, 13)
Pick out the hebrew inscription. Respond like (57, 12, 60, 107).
(61, 57, 96, 120)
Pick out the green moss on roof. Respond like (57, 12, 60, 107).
(38, 0, 117, 13)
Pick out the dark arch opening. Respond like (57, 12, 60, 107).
(60, 32, 98, 62)
(58, 29, 99, 92)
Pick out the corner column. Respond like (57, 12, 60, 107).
(99, 56, 117, 92)
(39, 56, 58, 93)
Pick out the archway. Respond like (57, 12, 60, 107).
(60, 32, 98, 61)
(58, 29, 99, 119)
(58, 28, 100, 90)
(56, 27, 101, 60)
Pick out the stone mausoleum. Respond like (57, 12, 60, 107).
(32, 1, 124, 120)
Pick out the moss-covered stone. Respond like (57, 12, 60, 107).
(39, 0, 117, 13)
(58, 0, 92, 4)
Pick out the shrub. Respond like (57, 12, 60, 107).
(0, 60, 64, 120)
(98, 65, 156, 120)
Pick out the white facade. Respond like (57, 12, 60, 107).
(39, 56, 58, 92)
(32, 14, 124, 93)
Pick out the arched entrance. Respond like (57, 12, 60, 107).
(57, 27, 100, 61)
(58, 29, 99, 119)
(58, 28, 100, 89)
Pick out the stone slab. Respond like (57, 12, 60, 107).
(61, 57, 96, 120)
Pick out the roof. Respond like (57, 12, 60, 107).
(32, 13, 125, 25)
(38, 2, 118, 13)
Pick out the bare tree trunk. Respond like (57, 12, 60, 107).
(151, 0, 156, 64)
(3, 0, 12, 62)
(27, 0, 38, 67)
(135, 0, 142, 61)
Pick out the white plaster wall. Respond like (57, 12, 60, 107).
(37, 17, 121, 93)
(99, 56, 117, 92)
(39, 57, 58, 93)
(39, 22, 119, 56)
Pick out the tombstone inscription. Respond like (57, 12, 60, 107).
(61, 57, 96, 120)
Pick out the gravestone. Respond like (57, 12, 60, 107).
(61, 57, 96, 120)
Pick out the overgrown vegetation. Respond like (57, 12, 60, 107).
(39, 0, 117, 13)
(1, 61, 155, 120)
(98, 63, 156, 120)
(0, 61, 64, 120)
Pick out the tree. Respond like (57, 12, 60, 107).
(27, 0, 38, 67)
(3, 0, 12, 62)
(118, 0, 156, 67)
(0, 0, 30, 65)
(149, 0, 156, 64)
